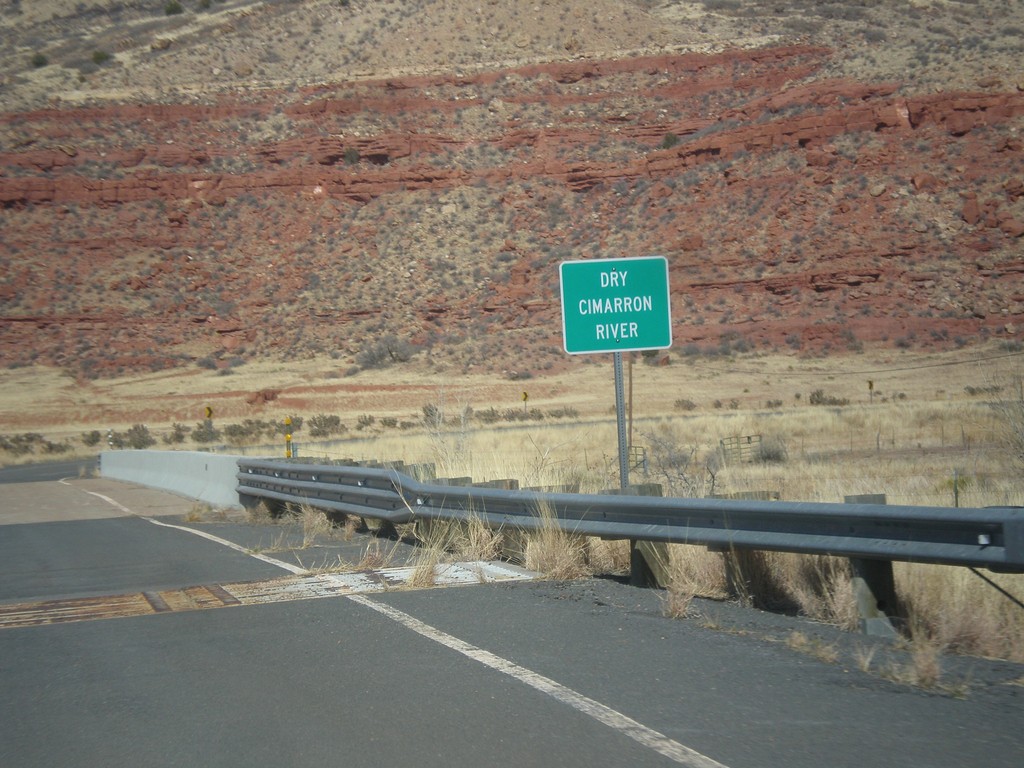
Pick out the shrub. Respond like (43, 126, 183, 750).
(1, 433, 45, 456)
(82, 430, 102, 447)
(660, 132, 680, 150)
(165, 1, 184, 15)
(91, 50, 111, 65)
(162, 423, 190, 445)
(31, 52, 48, 68)
(755, 435, 788, 464)
(308, 413, 345, 438)
(423, 403, 443, 428)
(476, 407, 501, 424)
(809, 389, 850, 407)
(191, 420, 221, 444)
(125, 424, 156, 450)
(355, 335, 415, 369)
(546, 407, 579, 419)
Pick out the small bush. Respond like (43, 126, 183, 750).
(809, 389, 850, 407)
(91, 50, 111, 65)
(660, 132, 680, 150)
(162, 423, 190, 445)
(422, 403, 443, 428)
(355, 335, 415, 369)
(165, 1, 184, 15)
(755, 435, 788, 464)
(31, 52, 48, 68)
(476, 407, 501, 425)
(191, 420, 221, 444)
(308, 413, 345, 437)
(125, 424, 156, 450)
(546, 407, 579, 419)
(674, 399, 698, 411)
(82, 430, 102, 447)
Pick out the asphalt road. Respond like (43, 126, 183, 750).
(1, 468, 1022, 768)
(0, 456, 99, 485)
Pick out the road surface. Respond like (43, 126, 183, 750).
(0, 468, 1022, 767)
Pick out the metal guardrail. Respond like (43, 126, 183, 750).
(236, 458, 1024, 574)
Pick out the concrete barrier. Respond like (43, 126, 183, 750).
(100, 450, 244, 508)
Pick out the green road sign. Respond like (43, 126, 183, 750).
(559, 256, 672, 354)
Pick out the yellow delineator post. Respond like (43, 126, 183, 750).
(284, 416, 293, 458)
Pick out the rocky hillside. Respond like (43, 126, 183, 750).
(2, 0, 1023, 380)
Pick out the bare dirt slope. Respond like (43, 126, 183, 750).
(1, 1, 1023, 389)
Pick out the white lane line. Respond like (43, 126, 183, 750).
(74, 485, 307, 575)
(143, 516, 308, 575)
(72, 482, 726, 766)
(346, 593, 730, 768)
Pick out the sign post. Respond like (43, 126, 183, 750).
(613, 352, 628, 489)
(559, 256, 672, 489)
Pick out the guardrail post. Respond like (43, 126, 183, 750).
(603, 484, 666, 587)
(849, 557, 900, 638)
(845, 494, 900, 637)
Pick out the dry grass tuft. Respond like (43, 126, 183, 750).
(785, 631, 839, 664)
(524, 500, 590, 580)
(882, 633, 947, 691)
(184, 502, 213, 523)
(246, 501, 275, 525)
(896, 563, 1024, 662)
(662, 586, 695, 619)
(585, 538, 631, 576)
(460, 515, 503, 562)
(724, 549, 795, 610)
(341, 514, 361, 541)
(357, 538, 401, 570)
(780, 554, 858, 630)
(665, 544, 730, 601)
(854, 644, 879, 674)
(409, 548, 442, 588)
(294, 503, 333, 548)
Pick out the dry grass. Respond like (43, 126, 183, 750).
(356, 538, 402, 570)
(246, 501, 275, 526)
(878, 629, 965, 694)
(183, 503, 212, 523)
(895, 564, 1024, 662)
(785, 631, 839, 664)
(664, 544, 730, 603)
(524, 499, 590, 581)
(293, 504, 333, 549)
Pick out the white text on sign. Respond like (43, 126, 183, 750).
(596, 322, 639, 340)
(600, 270, 628, 288)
